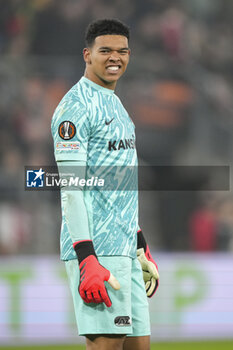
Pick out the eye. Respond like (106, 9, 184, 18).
(119, 50, 128, 55)
(100, 49, 110, 53)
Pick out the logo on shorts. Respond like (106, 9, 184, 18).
(58, 121, 76, 140)
(114, 316, 131, 326)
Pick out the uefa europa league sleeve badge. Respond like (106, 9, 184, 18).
(58, 121, 76, 140)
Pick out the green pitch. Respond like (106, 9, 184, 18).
(0, 340, 233, 350)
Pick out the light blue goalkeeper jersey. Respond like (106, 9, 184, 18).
(51, 76, 138, 260)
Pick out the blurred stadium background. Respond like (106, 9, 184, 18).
(0, 0, 233, 348)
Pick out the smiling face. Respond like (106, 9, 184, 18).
(83, 35, 130, 90)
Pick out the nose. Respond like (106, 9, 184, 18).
(109, 51, 120, 62)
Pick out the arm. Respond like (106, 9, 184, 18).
(52, 97, 120, 307)
(58, 159, 120, 307)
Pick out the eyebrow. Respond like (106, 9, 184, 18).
(98, 46, 129, 51)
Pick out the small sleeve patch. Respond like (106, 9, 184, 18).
(58, 121, 76, 140)
(56, 141, 80, 150)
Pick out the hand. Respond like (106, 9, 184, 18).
(137, 247, 159, 297)
(79, 255, 120, 307)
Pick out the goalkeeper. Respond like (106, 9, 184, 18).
(51, 19, 159, 350)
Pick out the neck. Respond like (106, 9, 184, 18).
(84, 69, 116, 90)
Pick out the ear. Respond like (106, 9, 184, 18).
(83, 48, 91, 64)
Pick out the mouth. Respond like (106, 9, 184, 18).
(106, 65, 122, 74)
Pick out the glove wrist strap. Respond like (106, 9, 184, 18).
(73, 240, 97, 264)
(137, 230, 147, 251)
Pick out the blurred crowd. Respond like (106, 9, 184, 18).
(0, 0, 233, 255)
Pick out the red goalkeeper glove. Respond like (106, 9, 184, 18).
(73, 240, 120, 307)
(137, 230, 159, 297)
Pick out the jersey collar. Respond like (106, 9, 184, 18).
(80, 76, 115, 95)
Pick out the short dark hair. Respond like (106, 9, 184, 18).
(85, 19, 130, 47)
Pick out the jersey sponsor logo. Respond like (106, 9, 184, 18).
(114, 316, 131, 326)
(105, 118, 114, 126)
(56, 141, 80, 150)
(108, 138, 135, 151)
(58, 121, 76, 140)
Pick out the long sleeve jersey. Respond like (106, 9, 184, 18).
(51, 76, 138, 260)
